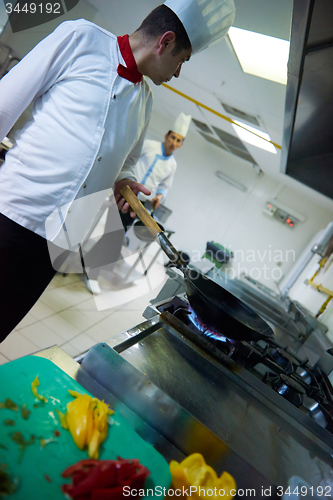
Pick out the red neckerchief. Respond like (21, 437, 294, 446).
(117, 35, 142, 84)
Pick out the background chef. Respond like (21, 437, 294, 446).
(85, 112, 191, 295)
(122, 112, 192, 231)
(137, 112, 192, 208)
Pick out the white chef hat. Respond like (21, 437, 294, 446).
(171, 112, 192, 137)
(164, 0, 236, 54)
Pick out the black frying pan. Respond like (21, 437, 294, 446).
(120, 186, 274, 341)
(183, 267, 273, 340)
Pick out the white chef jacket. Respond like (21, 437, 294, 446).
(0, 19, 153, 248)
(136, 140, 177, 202)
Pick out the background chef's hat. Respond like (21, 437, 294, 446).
(164, 0, 236, 54)
(171, 112, 192, 137)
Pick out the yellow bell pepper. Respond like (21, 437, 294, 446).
(57, 390, 114, 459)
(169, 453, 236, 500)
(88, 399, 109, 459)
(66, 393, 94, 450)
(31, 376, 48, 403)
(56, 408, 69, 430)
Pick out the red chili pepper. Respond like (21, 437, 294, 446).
(61, 484, 74, 495)
(69, 462, 117, 497)
(72, 471, 88, 487)
(62, 459, 97, 478)
(61, 458, 150, 499)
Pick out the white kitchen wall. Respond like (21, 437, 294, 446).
(146, 111, 333, 292)
(287, 243, 333, 341)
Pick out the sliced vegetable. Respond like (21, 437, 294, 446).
(31, 376, 48, 403)
(66, 394, 93, 450)
(61, 457, 150, 499)
(56, 408, 68, 430)
(40, 437, 58, 448)
(0, 398, 18, 412)
(169, 453, 236, 500)
(11, 432, 36, 448)
(59, 391, 114, 459)
(10, 432, 36, 461)
(3, 420, 15, 426)
(0, 465, 18, 496)
(21, 404, 31, 420)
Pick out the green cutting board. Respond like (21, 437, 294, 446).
(0, 356, 171, 499)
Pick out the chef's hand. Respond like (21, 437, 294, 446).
(114, 179, 151, 218)
(152, 194, 163, 209)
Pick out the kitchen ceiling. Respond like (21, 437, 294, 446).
(85, 0, 292, 177)
(143, 4, 290, 179)
(82, 0, 333, 210)
(83, 0, 333, 207)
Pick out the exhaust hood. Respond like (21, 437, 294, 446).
(281, 0, 333, 200)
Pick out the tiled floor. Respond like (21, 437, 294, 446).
(0, 245, 168, 365)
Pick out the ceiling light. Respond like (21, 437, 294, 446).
(228, 27, 290, 85)
(234, 121, 270, 141)
(232, 121, 277, 154)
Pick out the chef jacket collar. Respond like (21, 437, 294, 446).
(117, 35, 143, 84)
(161, 142, 173, 158)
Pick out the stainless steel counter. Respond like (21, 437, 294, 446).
(32, 345, 277, 497)
(98, 316, 333, 489)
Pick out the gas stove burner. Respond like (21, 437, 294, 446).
(173, 306, 192, 323)
(302, 397, 328, 428)
(171, 304, 235, 356)
(186, 305, 229, 342)
(295, 366, 313, 385)
(288, 369, 324, 402)
(267, 347, 300, 372)
(272, 374, 306, 408)
(154, 294, 333, 431)
(156, 296, 189, 315)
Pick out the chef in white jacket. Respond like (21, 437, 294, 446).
(84, 112, 191, 294)
(0, 0, 236, 341)
(136, 112, 192, 209)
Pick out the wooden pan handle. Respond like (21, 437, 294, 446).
(120, 185, 162, 236)
(121, 185, 187, 268)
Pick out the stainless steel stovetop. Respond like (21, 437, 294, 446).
(85, 294, 333, 491)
